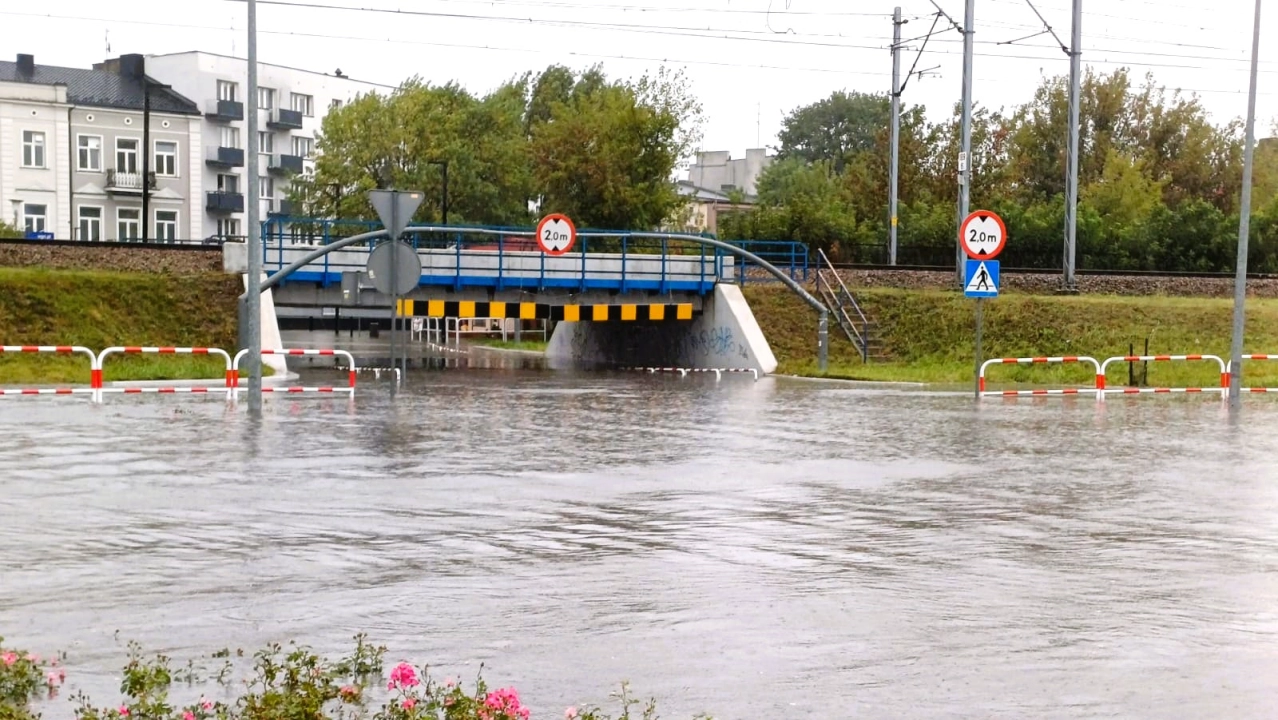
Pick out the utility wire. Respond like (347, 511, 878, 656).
(1016, 0, 1069, 54)
(899, 13, 945, 95)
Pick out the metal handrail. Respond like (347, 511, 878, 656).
(816, 248, 871, 361)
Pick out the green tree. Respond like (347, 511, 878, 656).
(530, 66, 702, 229)
(0, 220, 20, 239)
(776, 91, 891, 174)
(295, 76, 534, 227)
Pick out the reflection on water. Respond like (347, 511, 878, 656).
(3, 359, 1278, 718)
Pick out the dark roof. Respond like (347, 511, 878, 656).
(0, 61, 199, 115)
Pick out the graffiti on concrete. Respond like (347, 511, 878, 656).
(686, 325, 750, 361)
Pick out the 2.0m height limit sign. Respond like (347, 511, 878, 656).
(959, 210, 1007, 260)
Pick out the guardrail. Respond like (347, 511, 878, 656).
(232, 348, 357, 396)
(624, 366, 760, 381)
(1097, 354, 1227, 396)
(0, 345, 98, 396)
(979, 356, 1103, 397)
(260, 223, 743, 295)
(97, 347, 234, 396)
(1229, 354, 1278, 393)
(980, 353, 1230, 399)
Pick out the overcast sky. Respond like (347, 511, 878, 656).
(1, 0, 1273, 161)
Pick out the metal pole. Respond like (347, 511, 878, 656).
(245, 0, 263, 414)
(389, 192, 399, 389)
(890, 7, 903, 266)
(142, 84, 150, 243)
(974, 298, 984, 399)
(441, 161, 449, 225)
(818, 311, 829, 373)
(956, 0, 975, 287)
(1230, 0, 1263, 411)
(1064, 0, 1082, 290)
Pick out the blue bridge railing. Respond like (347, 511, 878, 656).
(259, 217, 809, 293)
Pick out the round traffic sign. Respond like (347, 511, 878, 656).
(960, 210, 1007, 260)
(536, 213, 577, 256)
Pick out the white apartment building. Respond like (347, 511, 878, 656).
(686, 148, 774, 199)
(0, 53, 203, 241)
(143, 52, 392, 242)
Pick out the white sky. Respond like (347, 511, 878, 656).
(2, 0, 1274, 161)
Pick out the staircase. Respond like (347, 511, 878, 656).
(815, 249, 884, 362)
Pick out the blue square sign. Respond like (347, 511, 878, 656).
(964, 259, 999, 299)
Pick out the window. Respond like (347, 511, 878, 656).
(290, 93, 313, 117)
(116, 138, 139, 174)
(155, 210, 178, 242)
(291, 136, 313, 158)
(117, 208, 141, 241)
(217, 174, 239, 193)
(219, 126, 240, 148)
(22, 131, 45, 168)
(257, 87, 274, 110)
(257, 131, 273, 154)
(217, 218, 241, 238)
(78, 206, 102, 241)
(259, 176, 274, 199)
(329, 98, 343, 110)
(77, 135, 103, 172)
(154, 141, 178, 176)
(217, 80, 238, 102)
(22, 204, 47, 233)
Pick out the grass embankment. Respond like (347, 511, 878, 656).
(469, 338, 550, 352)
(0, 268, 243, 385)
(744, 285, 1278, 389)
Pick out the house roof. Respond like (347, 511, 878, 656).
(0, 61, 200, 115)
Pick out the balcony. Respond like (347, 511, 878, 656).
(105, 169, 156, 194)
(266, 108, 304, 130)
(205, 99, 244, 122)
(205, 146, 245, 168)
(206, 191, 244, 214)
(276, 199, 296, 216)
(268, 153, 304, 175)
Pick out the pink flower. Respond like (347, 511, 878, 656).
(401, 698, 417, 710)
(444, 677, 456, 688)
(183, 711, 195, 720)
(25, 654, 39, 663)
(118, 706, 130, 717)
(482, 688, 529, 720)
(388, 662, 419, 689)
(565, 708, 579, 719)
(201, 700, 214, 711)
(45, 671, 61, 687)
(2, 652, 17, 667)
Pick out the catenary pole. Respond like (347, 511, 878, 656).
(245, 0, 263, 413)
(1230, 0, 1263, 411)
(890, 7, 903, 265)
(1063, 0, 1082, 290)
(956, 0, 975, 286)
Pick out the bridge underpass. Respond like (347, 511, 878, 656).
(234, 218, 820, 374)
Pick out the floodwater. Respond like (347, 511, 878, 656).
(3, 351, 1278, 719)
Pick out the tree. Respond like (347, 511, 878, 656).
(776, 91, 891, 173)
(295, 77, 534, 227)
(530, 66, 702, 229)
(0, 220, 20, 239)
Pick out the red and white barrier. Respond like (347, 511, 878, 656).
(96, 347, 235, 396)
(1098, 354, 1227, 398)
(1228, 354, 1278, 394)
(232, 348, 357, 396)
(978, 356, 1102, 397)
(0, 345, 99, 397)
(628, 367, 760, 381)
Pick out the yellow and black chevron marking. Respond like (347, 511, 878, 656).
(396, 299, 694, 322)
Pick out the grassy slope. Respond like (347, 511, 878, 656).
(0, 268, 242, 384)
(744, 285, 1278, 389)
(470, 338, 550, 352)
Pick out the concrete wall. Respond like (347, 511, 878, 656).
(546, 284, 778, 373)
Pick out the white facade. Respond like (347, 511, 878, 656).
(0, 81, 71, 236)
(686, 148, 774, 199)
(144, 52, 391, 241)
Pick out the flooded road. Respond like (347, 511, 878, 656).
(3, 361, 1278, 718)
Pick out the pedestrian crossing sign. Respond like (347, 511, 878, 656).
(964, 259, 999, 298)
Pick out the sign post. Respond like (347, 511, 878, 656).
(961, 210, 1006, 399)
(369, 190, 424, 382)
